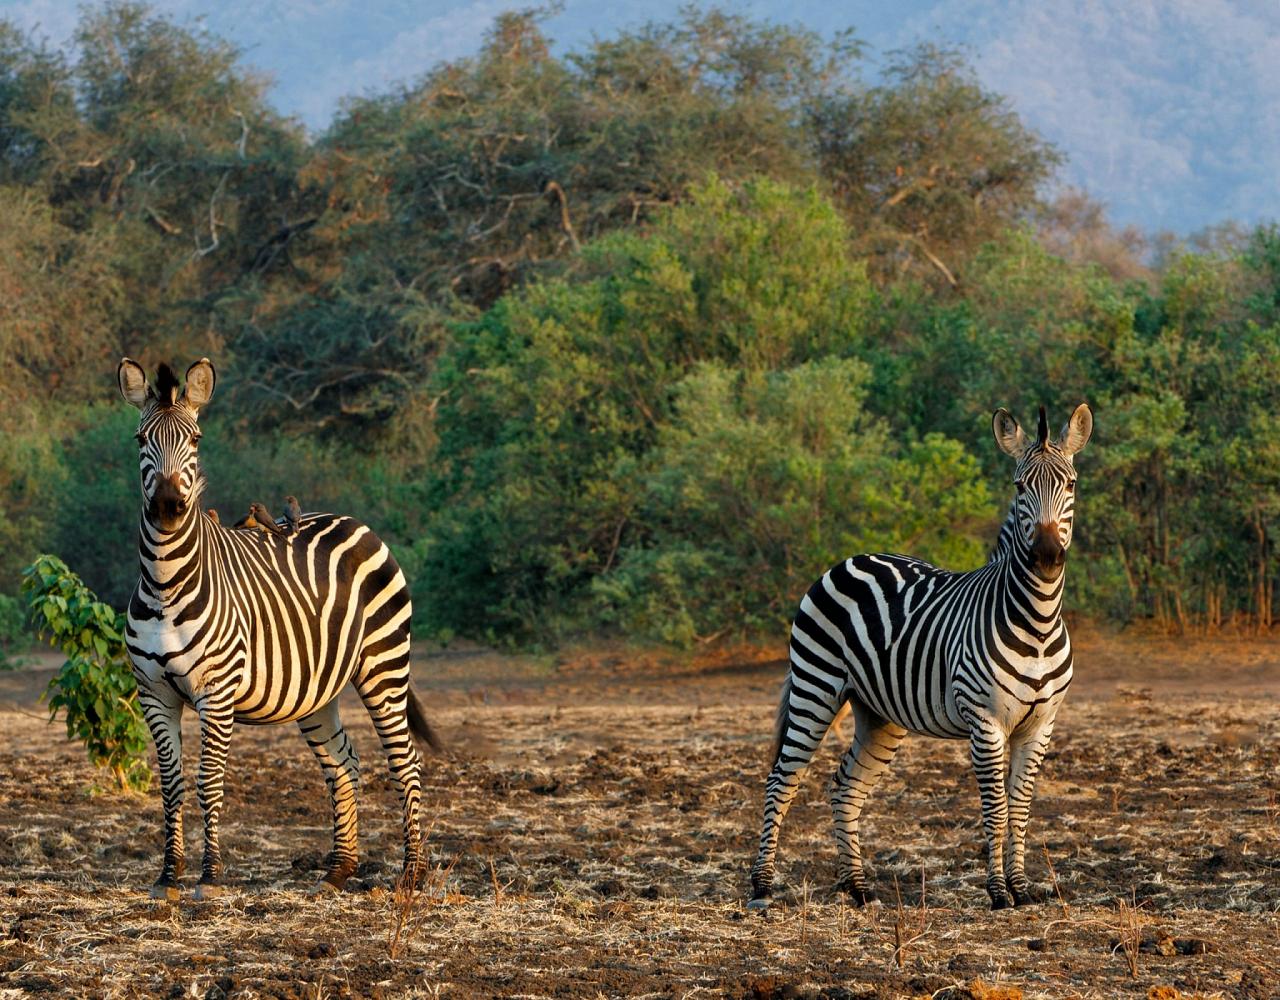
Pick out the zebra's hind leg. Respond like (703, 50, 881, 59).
(968, 718, 1013, 909)
(354, 662, 424, 888)
(298, 700, 361, 891)
(830, 703, 906, 906)
(136, 681, 186, 899)
(1004, 716, 1056, 906)
(193, 698, 236, 900)
(748, 673, 842, 910)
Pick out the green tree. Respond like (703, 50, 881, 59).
(593, 360, 993, 644)
(226, 7, 859, 437)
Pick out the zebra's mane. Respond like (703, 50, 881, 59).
(191, 464, 209, 503)
(988, 512, 1018, 565)
(154, 363, 181, 408)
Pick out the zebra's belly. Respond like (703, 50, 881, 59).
(228, 654, 361, 724)
(844, 664, 969, 739)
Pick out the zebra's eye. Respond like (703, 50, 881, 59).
(135, 432, 147, 446)
(191, 432, 202, 446)
(1014, 480, 1026, 494)
(1065, 479, 1076, 493)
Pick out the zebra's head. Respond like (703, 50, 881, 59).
(992, 403, 1093, 580)
(117, 358, 216, 534)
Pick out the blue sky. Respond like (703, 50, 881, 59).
(5, 0, 1279, 235)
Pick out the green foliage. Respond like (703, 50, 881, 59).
(7, 1, 1280, 645)
(812, 45, 1061, 290)
(223, 7, 861, 435)
(20, 554, 150, 791)
(422, 178, 990, 643)
(592, 361, 993, 644)
(0, 592, 28, 668)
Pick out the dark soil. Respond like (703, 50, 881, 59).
(0, 627, 1277, 998)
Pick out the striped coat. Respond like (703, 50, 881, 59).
(119, 357, 439, 899)
(749, 404, 1092, 910)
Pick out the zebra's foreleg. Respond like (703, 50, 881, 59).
(748, 674, 840, 909)
(968, 719, 1013, 909)
(356, 670, 424, 887)
(137, 681, 186, 899)
(193, 698, 236, 899)
(830, 706, 906, 905)
(299, 701, 361, 891)
(1004, 717, 1056, 906)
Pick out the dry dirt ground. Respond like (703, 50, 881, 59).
(1, 628, 1277, 999)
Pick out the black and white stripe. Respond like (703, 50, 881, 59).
(749, 403, 1093, 910)
(117, 358, 440, 899)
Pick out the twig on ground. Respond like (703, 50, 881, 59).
(1042, 842, 1070, 919)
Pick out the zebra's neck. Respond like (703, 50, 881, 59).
(990, 505, 1066, 631)
(137, 504, 209, 602)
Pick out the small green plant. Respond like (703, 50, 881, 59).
(21, 554, 151, 791)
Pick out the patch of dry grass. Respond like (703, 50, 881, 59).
(1, 639, 1277, 998)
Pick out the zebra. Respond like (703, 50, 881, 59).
(117, 357, 442, 900)
(748, 403, 1093, 911)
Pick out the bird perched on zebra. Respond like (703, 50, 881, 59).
(283, 495, 302, 536)
(117, 357, 442, 900)
(248, 502, 287, 537)
(748, 403, 1093, 911)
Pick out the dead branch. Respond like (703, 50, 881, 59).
(910, 235, 958, 287)
(192, 173, 229, 259)
(145, 205, 181, 236)
(544, 180, 581, 251)
(231, 108, 249, 160)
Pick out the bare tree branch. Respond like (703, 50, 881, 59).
(192, 172, 229, 259)
(544, 180, 581, 251)
(231, 108, 249, 160)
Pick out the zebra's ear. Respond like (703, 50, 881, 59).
(118, 358, 152, 409)
(1059, 402, 1093, 457)
(183, 358, 216, 412)
(992, 408, 1027, 459)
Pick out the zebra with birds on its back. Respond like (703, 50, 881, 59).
(748, 403, 1093, 911)
(118, 357, 442, 900)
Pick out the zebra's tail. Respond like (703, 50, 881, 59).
(406, 685, 445, 755)
(768, 675, 793, 767)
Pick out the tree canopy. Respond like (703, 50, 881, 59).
(4, 3, 1280, 643)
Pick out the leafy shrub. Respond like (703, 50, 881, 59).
(592, 360, 994, 644)
(21, 554, 150, 791)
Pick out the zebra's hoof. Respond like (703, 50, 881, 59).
(1011, 886, 1043, 907)
(309, 878, 343, 895)
(989, 893, 1014, 910)
(746, 896, 772, 913)
(194, 882, 225, 900)
(150, 883, 181, 901)
(836, 881, 875, 907)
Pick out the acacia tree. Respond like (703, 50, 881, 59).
(811, 44, 1060, 291)
(222, 7, 861, 437)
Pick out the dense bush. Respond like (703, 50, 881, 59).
(419, 179, 991, 642)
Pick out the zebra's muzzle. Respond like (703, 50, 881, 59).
(1030, 522, 1065, 579)
(148, 473, 188, 531)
